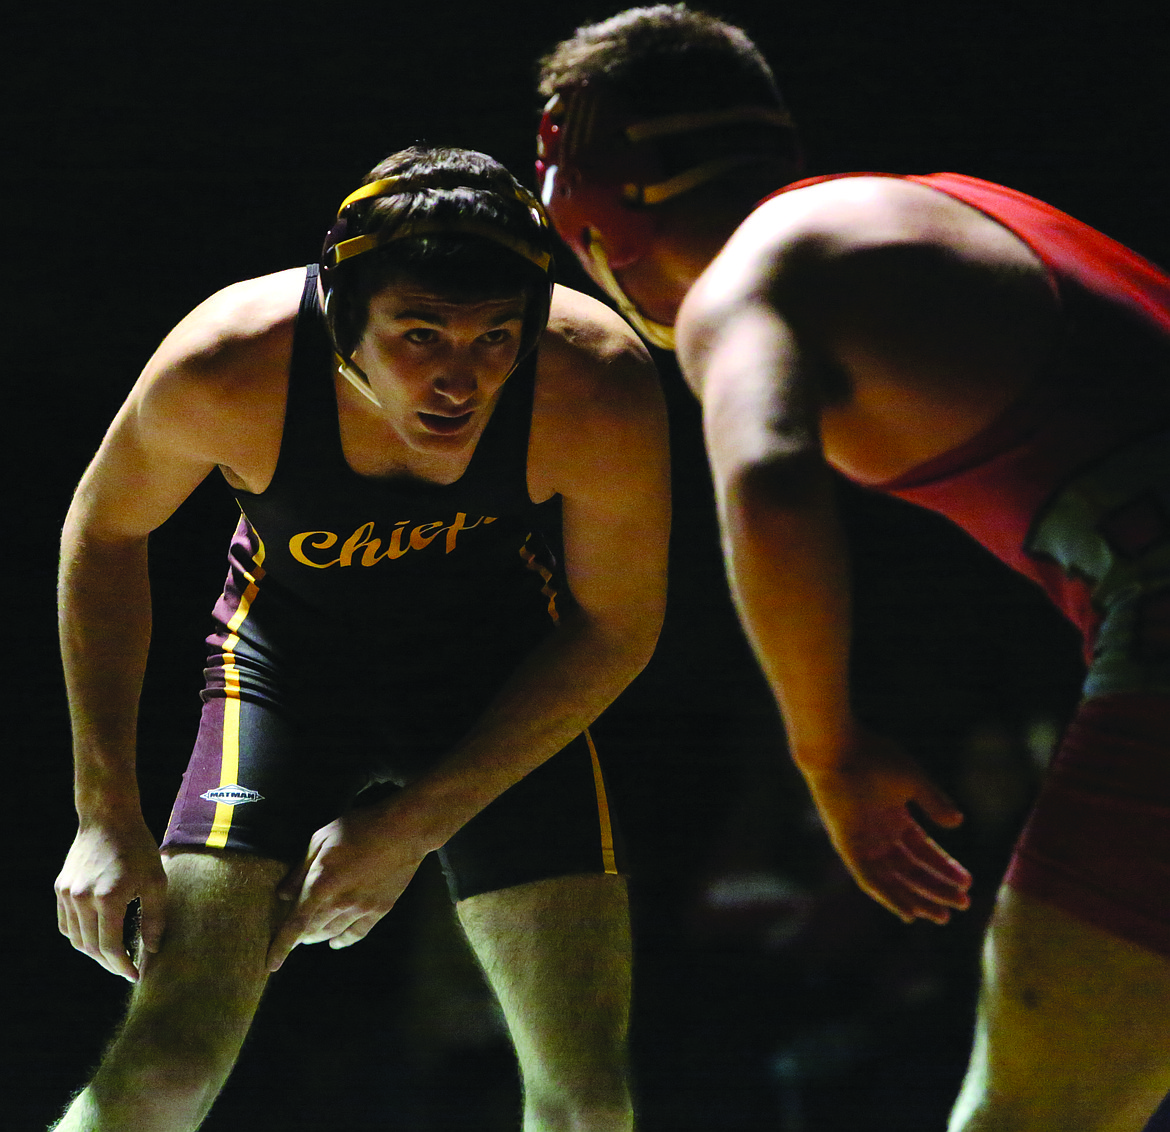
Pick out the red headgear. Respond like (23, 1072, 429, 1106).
(536, 85, 794, 350)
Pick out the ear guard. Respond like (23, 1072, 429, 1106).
(536, 86, 793, 350)
(320, 176, 555, 404)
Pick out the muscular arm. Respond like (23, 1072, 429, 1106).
(268, 291, 670, 966)
(676, 178, 1056, 922)
(690, 306, 969, 923)
(414, 295, 670, 818)
(55, 273, 296, 978)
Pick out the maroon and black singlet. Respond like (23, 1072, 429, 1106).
(774, 173, 1170, 953)
(161, 266, 620, 900)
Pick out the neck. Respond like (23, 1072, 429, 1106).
(659, 174, 777, 283)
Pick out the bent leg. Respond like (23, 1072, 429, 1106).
(457, 873, 633, 1132)
(53, 850, 287, 1132)
(950, 885, 1170, 1132)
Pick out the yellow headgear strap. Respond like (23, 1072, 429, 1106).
(328, 177, 552, 273)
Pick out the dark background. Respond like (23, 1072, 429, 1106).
(5, 1, 1168, 1128)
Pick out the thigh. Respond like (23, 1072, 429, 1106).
(436, 730, 624, 902)
(161, 685, 375, 864)
(456, 873, 632, 1075)
(122, 851, 288, 1048)
(952, 885, 1170, 1132)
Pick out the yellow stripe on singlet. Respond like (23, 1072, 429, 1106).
(584, 728, 618, 875)
(518, 538, 560, 623)
(517, 538, 617, 873)
(206, 538, 267, 849)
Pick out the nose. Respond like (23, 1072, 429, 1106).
(432, 364, 478, 405)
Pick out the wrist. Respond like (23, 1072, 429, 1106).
(788, 718, 866, 777)
(368, 784, 460, 857)
(73, 768, 142, 822)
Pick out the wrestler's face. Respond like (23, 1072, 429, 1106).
(352, 283, 526, 451)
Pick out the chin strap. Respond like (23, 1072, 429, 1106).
(334, 353, 384, 408)
(586, 240, 676, 351)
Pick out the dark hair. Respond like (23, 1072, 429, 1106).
(538, 5, 783, 117)
(329, 147, 553, 356)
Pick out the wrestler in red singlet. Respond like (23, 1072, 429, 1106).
(767, 171, 1170, 954)
(537, 9, 1170, 1128)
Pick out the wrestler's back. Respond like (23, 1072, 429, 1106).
(731, 173, 1170, 486)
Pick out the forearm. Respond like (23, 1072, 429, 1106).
(58, 519, 152, 819)
(382, 607, 658, 853)
(718, 453, 860, 771)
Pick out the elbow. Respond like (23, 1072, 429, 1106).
(610, 600, 665, 678)
(628, 613, 665, 677)
(579, 602, 664, 685)
(726, 447, 831, 516)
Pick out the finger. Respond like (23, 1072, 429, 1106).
(328, 911, 382, 950)
(912, 779, 965, 829)
(888, 856, 972, 911)
(865, 869, 952, 925)
(71, 895, 103, 960)
(855, 877, 915, 924)
(852, 847, 959, 923)
(297, 907, 362, 946)
(266, 898, 313, 968)
(61, 899, 88, 956)
(57, 890, 76, 940)
(277, 858, 311, 902)
(96, 898, 138, 982)
(266, 924, 299, 973)
(900, 824, 973, 887)
(55, 886, 70, 936)
(267, 900, 321, 971)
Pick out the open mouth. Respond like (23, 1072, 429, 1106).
(418, 410, 475, 435)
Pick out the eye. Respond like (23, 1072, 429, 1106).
(480, 328, 515, 346)
(404, 328, 438, 345)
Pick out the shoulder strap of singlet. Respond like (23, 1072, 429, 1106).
(455, 346, 539, 506)
(910, 173, 1170, 335)
(761, 171, 1170, 337)
(263, 265, 349, 494)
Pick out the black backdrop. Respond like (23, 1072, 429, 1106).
(5, 2, 1169, 1129)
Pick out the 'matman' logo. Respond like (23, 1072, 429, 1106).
(289, 512, 497, 569)
(200, 785, 264, 806)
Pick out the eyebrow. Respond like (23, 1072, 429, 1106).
(391, 303, 526, 326)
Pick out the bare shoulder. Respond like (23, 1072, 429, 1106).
(537, 284, 655, 393)
(734, 176, 1040, 274)
(685, 176, 1046, 320)
(529, 285, 668, 502)
(679, 176, 1053, 382)
(138, 268, 304, 428)
(114, 267, 306, 492)
(67, 269, 308, 539)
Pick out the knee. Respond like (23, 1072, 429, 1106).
(949, 1078, 1034, 1132)
(949, 1102, 1020, 1132)
(524, 1091, 633, 1132)
(92, 1011, 239, 1110)
(523, 1064, 633, 1132)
